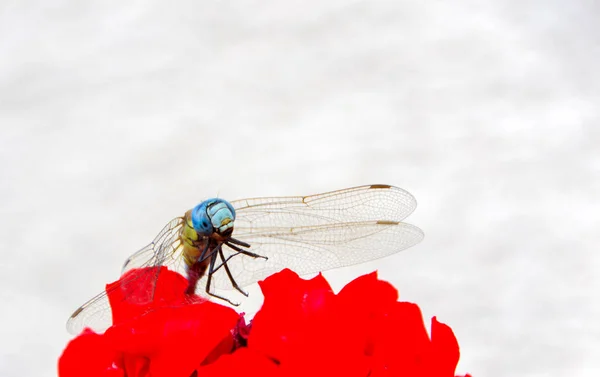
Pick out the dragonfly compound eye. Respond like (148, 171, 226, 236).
(202, 198, 236, 235)
(191, 202, 216, 236)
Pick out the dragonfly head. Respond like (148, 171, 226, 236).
(191, 198, 236, 237)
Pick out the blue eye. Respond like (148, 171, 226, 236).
(191, 202, 214, 235)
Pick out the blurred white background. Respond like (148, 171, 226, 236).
(1, 1, 598, 376)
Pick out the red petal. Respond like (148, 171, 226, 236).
(121, 356, 150, 377)
(201, 332, 235, 366)
(431, 316, 461, 377)
(105, 301, 239, 377)
(337, 271, 398, 312)
(368, 302, 432, 375)
(249, 269, 370, 376)
(250, 269, 335, 364)
(58, 329, 124, 377)
(196, 347, 279, 377)
(258, 268, 333, 311)
(336, 270, 400, 359)
(107, 267, 195, 326)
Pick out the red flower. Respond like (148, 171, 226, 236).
(59, 268, 470, 377)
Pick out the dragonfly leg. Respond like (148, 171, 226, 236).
(225, 241, 268, 260)
(212, 251, 239, 273)
(205, 249, 240, 306)
(228, 237, 251, 248)
(218, 247, 249, 297)
(198, 242, 212, 262)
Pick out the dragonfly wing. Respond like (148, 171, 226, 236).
(211, 220, 424, 290)
(122, 217, 185, 273)
(66, 241, 160, 335)
(118, 217, 186, 304)
(66, 218, 185, 335)
(66, 290, 113, 334)
(231, 184, 417, 227)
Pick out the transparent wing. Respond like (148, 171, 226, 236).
(211, 220, 423, 289)
(66, 218, 185, 335)
(208, 185, 422, 290)
(208, 183, 424, 291)
(230, 184, 417, 227)
(121, 218, 186, 271)
(65, 290, 113, 335)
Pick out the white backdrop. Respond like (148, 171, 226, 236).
(1, 1, 598, 377)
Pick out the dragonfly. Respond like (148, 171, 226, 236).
(66, 184, 424, 334)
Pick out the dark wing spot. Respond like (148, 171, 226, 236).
(370, 184, 392, 189)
